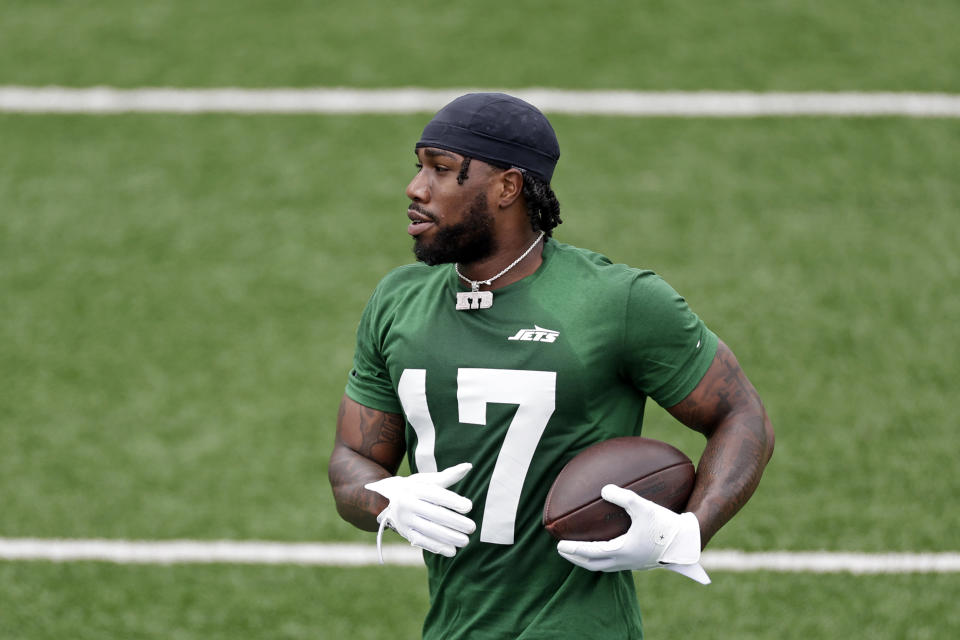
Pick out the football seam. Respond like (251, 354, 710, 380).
(544, 460, 692, 524)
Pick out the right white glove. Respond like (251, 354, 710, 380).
(365, 462, 475, 561)
(557, 484, 710, 584)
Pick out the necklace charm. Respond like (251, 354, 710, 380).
(455, 290, 493, 310)
(454, 231, 544, 312)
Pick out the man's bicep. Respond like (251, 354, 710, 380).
(666, 340, 764, 437)
(335, 394, 407, 474)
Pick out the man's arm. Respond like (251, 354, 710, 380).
(328, 394, 407, 532)
(667, 339, 775, 548)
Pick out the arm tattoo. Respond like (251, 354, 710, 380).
(329, 396, 408, 531)
(668, 341, 775, 547)
(345, 401, 406, 466)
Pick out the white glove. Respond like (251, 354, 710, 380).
(365, 462, 475, 562)
(556, 484, 711, 584)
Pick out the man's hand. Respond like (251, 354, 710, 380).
(365, 462, 476, 561)
(556, 484, 711, 584)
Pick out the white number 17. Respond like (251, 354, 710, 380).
(398, 368, 556, 545)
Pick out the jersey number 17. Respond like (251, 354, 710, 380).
(398, 368, 557, 545)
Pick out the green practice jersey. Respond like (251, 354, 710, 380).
(345, 239, 717, 639)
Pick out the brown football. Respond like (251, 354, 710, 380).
(543, 437, 696, 541)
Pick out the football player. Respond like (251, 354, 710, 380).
(329, 93, 774, 639)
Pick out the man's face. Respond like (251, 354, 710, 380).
(406, 147, 497, 266)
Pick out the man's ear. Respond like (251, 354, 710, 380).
(496, 168, 524, 209)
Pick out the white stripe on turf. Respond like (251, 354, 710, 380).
(1, 87, 960, 117)
(1, 538, 958, 573)
(0, 538, 425, 567)
(702, 550, 960, 574)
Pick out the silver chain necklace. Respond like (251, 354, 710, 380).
(454, 231, 545, 311)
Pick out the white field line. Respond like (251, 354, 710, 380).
(2, 86, 960, 117)
(1, 538, 959, 573)
(0, 538, 425, 567)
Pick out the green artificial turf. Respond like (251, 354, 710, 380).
(2, 6, 959, 635)
(0, 562, 957, 639)
(1, 1, 958, 91)
(2, 114, 957, 551)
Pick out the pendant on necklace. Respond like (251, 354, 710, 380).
(455, 289, 493, 311)
(453, 231, 544, 311)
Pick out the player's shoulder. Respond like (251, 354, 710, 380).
(365, 261, 446, 310)
(547, 240, 659, 290)
(548, 239, 615, 268)
(377, 261, 436, 287)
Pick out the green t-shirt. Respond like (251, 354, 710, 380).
(345, 239, 717, 640)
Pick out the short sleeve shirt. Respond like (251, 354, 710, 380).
(346, 239, 717, 639)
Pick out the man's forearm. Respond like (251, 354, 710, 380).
(665, 341, 775, 548)
(329, 396, 408, 531)
(686, 408, 774, 547)
(328, 444, 393, 531)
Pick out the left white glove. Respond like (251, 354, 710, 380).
(556, 484, 711, 584)
(365, 462, 475, 563)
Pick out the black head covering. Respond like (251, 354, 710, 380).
(416, 93, 560, 182)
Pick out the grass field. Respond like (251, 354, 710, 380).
(3, 0, 960, 92)
(1, 563, 958, 640)
(2, 1, 959, 638)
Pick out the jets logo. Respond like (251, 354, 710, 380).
(507, 325, 559, 343)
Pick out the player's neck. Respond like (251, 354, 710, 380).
(457, 232, 545, 291)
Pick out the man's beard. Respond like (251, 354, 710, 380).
(413, 192, 496, 266)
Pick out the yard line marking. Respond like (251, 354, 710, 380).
(701, 550, 960, 574)
(2, 86, 960, 117)
(0, 538, 425, 567)
(1, 539, 959, 573)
